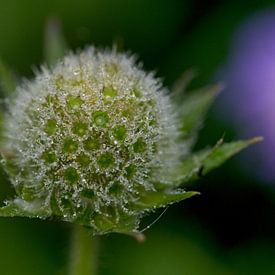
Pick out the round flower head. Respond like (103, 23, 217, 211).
(0, 47, 255, 235)
(1, 48, 183, 234)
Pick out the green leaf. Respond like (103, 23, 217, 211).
(0, 59, 16, 97)
(44, 17, 67, 66)
(0, 152, 20, 179)
(130, 190, 199, 211)
(0, 199, 50, 218)
(179, 83, 222, 145)
(171, 69, 197, 101)
(161, 137, 263, 189)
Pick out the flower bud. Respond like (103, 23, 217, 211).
(1, 48, 182, 234)
(0, 48, 256, 235)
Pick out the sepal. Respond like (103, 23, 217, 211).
(159, 137, 263, 189)
(179, 84, 222, 146)
(0, 199, 50, 219)
(130, 190, 199, 211)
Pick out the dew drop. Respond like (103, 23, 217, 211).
(73, 69, 80, 76)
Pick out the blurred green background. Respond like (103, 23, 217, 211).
(0, 0, 275, 274)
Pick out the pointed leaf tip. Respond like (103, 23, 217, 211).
(167, 137, 262, 188)
(0, 59, 16, 97)
(179, 83, 223, 148)
(44, 17, 67, 66)
(246, 136, 264, 144)
(200, 137, 262, 176)
(130, 190, 199, 211)
(171, 68, 198, 97)
(0, 199, 50, 218)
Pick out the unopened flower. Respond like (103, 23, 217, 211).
(0, 48, 258, 235)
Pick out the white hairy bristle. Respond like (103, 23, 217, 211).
(1, 48, 182, 232)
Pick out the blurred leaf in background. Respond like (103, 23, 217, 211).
(0, 0, 189, 75)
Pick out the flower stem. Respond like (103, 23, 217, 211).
(69, 225, 99, 275)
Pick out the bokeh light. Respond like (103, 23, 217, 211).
(216, 9, 275, 183)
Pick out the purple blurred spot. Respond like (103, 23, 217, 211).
(216, 9, 275, 183)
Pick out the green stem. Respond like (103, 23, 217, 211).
(69, 225, 99, 275)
